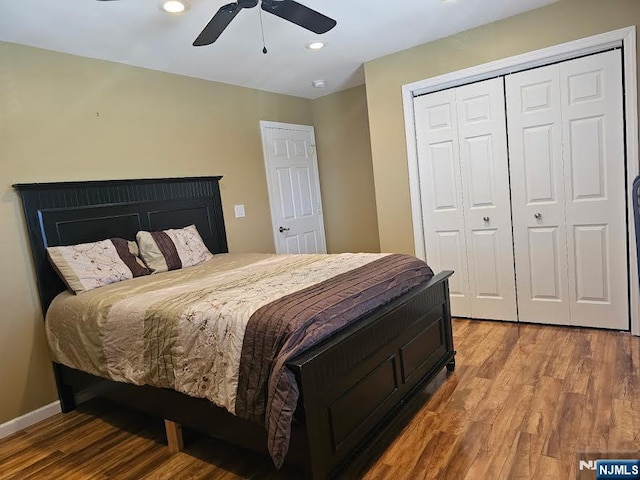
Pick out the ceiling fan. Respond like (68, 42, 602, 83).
(97, 0, 337, 47)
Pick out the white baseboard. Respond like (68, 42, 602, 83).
(0, 401, 62, 440)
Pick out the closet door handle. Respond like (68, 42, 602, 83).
(483, 216, 490, 222)
(534, 213, 542, 220)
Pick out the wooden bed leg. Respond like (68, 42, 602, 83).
(446, 358, 456, 372)
(164, 420, 184, 453)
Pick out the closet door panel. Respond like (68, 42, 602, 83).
(560, 50, 628, 329)
(528, 226, 565, 301)
(506, 65, 571, 325)
(470, 229, 501, 297)
(414, 90, 472, 317)
(522, 125, 557, 203)
(456, 78, 517, 321)
(434, 230, 468, 300)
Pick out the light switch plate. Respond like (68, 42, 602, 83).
(234, 204, 245, 218)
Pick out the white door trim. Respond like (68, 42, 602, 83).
(259, 120, 327, 254)
(402, 26, 640, 335)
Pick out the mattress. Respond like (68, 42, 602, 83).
(46, 252, 433, 467)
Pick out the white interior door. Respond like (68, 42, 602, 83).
(414, 89, 472, 317)
(559, 50, 628, 329)
(506, 63, 571, 325)
(455, 78, 517, 321)
(260, 121, 327, 254)
(506, 50, 628, 329)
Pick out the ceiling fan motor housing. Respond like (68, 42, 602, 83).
(238, 0, 259, 8)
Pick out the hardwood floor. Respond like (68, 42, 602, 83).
(1, 319, 638, 479)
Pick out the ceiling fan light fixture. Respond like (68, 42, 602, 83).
(161, 0, 189, 14)
(307, 41, 325, 50)
(312, 80, 327, 88)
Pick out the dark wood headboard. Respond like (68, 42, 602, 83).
(14, 177, 228, 314)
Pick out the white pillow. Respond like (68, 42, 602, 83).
(136, 225, 213, 273)
(47, 238, 150, 293)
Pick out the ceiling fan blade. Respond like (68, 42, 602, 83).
(261, 0, 336, 34)
(193, 3, 241, 46)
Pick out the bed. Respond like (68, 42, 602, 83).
(14, 176, 455, 479)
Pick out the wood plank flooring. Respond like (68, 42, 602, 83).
(1, 319, 638, 479)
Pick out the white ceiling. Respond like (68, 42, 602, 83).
(0, 0, 558, 99)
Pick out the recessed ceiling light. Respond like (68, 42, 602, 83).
(307, 42, 325, 50)
(312, 80, 327, 88)
(161, 0, 189, 13)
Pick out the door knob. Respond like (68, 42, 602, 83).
(483, 216, 490, 222)
(278, 226, 290, 233)
(534, 213, 542, 220)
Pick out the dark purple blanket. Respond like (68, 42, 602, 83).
(234, 254, 434, 467)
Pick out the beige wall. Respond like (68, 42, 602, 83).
(312, 85, 380, 253)
(364, 0, 640, 254)
(0, 42, 315, 423)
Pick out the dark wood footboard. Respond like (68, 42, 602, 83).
(288, 270, 454, 479)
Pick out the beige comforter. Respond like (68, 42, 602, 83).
(47, 253, 388, 409)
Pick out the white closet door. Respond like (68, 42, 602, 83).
(455, 78, 517, 321)
(507, 50, 628, 329)
(506, 64, 571, 325)
(560, 50, 628, 329)
(414, 89, 472, 317)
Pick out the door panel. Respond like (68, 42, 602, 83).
(414, 90, 472, 317)
(560, 50, 627, 329)
(296, 167, 314, 217)
(430, 141, 459, 210)
(573, 224, 609, 303)
(506, 64, 571, 325)
(285, 235, 301, 254)
(521, 80, 554, 112)
(292, 140, 308, 158)
(464, 135, 495, 207)
(276, 168, 296, 220)
(470, 229, 500, 298)
(261, 123, 327, 254)
(455, 78, 517, 321)
(569, 116, 605, 200)
(435, 230, 467, 298)
(302, 231, 320, 254)
(522, 125, 557, 203)
(528, 227, 564, 302)
(507, 50, 628, 329)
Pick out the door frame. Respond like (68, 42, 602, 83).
(401, 26, 640, 336)
(259, 120, 327, 254)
